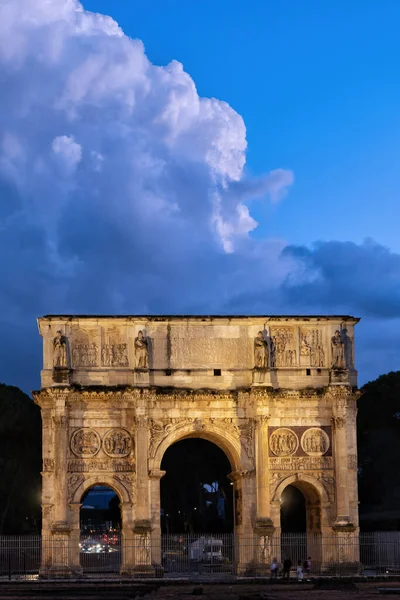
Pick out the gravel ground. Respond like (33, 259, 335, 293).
(0, 581, 398, 600)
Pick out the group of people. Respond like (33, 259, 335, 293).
(270, 556, 311, 582)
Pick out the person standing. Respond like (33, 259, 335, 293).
(283, 557, 292, 579)
(270, 557, 278, 580)
(297, 560, 304, 582)
(304, 556, 311, 580)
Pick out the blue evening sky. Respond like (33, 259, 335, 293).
(83, 0, 400, 250)
(1, 0, 399, 389)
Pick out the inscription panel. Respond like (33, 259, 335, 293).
(68, 459, 135, 473)
(269, 456, 334, 470)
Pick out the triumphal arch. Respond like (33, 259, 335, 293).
(33, 314, 360, 576)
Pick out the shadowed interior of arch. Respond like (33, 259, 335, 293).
(280, 485, 307, 533)
(160, 438, 234, 534)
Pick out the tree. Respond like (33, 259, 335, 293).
(357, 371, 400, 529)
(0, 383, 42, 533)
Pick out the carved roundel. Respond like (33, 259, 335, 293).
(103, 428, 133, 458)
(301, 427, 330, 456)
(269, 428, 299, 457)
(71, 428, 101, 458)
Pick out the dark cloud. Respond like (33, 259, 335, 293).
(0, 0, 398, 391)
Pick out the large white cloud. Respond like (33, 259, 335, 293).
(0, 0, 398, 390)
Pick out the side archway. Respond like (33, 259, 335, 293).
(71, 475, 131, 506)
(272, 473, 329, 506)
(273, 474, 328, 569)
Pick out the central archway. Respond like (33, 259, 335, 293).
(160, 438, 234, 534)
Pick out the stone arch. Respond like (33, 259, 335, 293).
(272, 473, 329, 505)
(151, 423, 243, 473)
(273, 473, 330, 537)
(71, 474, 131, 506)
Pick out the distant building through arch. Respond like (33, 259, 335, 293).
(33, 314, 360, 576)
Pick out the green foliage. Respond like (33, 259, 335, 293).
(0, 383, 41, 533)
(358, 371, 400, 523)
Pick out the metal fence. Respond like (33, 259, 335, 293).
(0, 532, 399, 580)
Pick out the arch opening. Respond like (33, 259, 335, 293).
(280, 485, 306, 534)
(160, 438, 234, 534)
(79, 485, 121, 573)
(280, 482, 323, 570)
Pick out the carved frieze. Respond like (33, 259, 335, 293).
(72, 343, 98, 367)
(220, 417, 239, 438)
(300, 328, 325, 367)
(269, 471, 286, 493)
(67, 474, 85, 503)
(115, 473, 135, 488)
(269, 327, 297, 367)
(148, 418, 188, 458)
(301, 428, 330, 456)
(68, 459, 135, 473)
(101, 344, 129, 367)
(316, 472, 335, 500)
(70, 428, 101, 457)
(239, 419, 254, 459)
(103, 428, 133, 458)
(269, 428, 299, 457)
(269, 456, 333, 470)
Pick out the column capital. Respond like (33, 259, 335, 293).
(255, 414, 270, 427)
(134, 415, 148, 428)
(332, 416, 346, 429)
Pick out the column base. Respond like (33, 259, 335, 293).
(39, 566, 78, 578)
(52, 368, 72, 384)
(252, 368, 275, 386)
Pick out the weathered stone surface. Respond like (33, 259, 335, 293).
(33, 314, 360, 576)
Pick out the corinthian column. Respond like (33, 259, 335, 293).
(331, 391, 355, 530)
(254, 415, 274, 534)
(52, 414, 70, 529)
(133, 416, 151, 528)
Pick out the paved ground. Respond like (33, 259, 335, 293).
(0, 581, 398, 600)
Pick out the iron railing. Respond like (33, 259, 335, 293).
(0, 532, 399, 580)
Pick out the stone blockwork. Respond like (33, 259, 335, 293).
(33, 315, 360, 576)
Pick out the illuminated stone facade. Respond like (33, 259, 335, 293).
(33, 315, 360, 576)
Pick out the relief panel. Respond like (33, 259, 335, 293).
(300, 328, 325, 367)
(269, 327, 297, 367)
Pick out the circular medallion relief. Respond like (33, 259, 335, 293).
(71, 428, 101, 457)
(269, 428, 299, 457)
(301, 428, 330, 456)
(103, 428, 132, 458)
